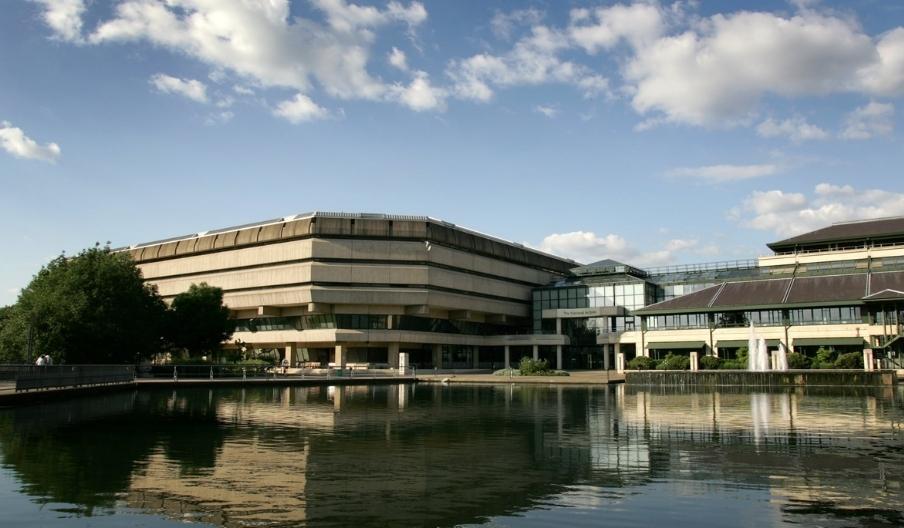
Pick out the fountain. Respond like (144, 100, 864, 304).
(775, 342, 789, 371)
(747, 322, 770, 371)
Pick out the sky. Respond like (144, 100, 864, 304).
(2, 0, 904, 305)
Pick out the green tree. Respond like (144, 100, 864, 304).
(0, 246, 167, 364)
(166, 283, 235, 358)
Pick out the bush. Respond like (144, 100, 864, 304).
(627, 356, 656, 370)
(519, 357, 551, 376)
(786, 351, 810, 369)
(699, 355, 721, 370)
(811, 347, 837, 369)
(656, 353, 690, 370)
(834, 351, 863, 369)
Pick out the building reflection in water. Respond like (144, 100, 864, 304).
(0, 384, 902, 527)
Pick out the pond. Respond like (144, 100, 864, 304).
(1, 383, 903, 527)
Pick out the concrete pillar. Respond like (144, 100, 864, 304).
(504, 345, 511, 368)
(864, 349, 875, 371)
(555, 345, 562, 370)
(432, 344, 442, 369)
(473, 347, 480, 369)
(690, 351, 699, 371)
(388, 342, 400, 368)
(334, 345, 346, 368)
(616, 353, 625, 373)
(603, 344, 610, 371)
(532, 344, 539, 361)
(555, 318, 562, 334)
(284, 344, 296, 367)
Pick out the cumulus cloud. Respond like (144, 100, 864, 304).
(273, 93, 330, 123)
(0, 121, 61, 162)
(840, 101, 895, 139)
(568, 2, 665, 53)
(447, 25, 609, 102)
(388, 47, 409, 71)
(36, 0, 429, 110)
(150, 73, 208, 103)
(667, 163, 779, 184)
(734, 183, 904, 237)
(536, 230, 701, 267)
(33, 0, 86, 43)
(389, 71, 447, 111)
(756, 117, 829, 141)
(491, 8, 544, 40)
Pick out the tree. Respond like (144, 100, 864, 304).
(0, 246, 167, 364)
(166, 283, 234, 358)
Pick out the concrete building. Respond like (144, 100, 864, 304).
(127, 213, 904, 370)
(125, 212, 575, 369)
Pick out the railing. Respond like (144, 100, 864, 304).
(138, 365, 417, 381)
(0, 365, 136, 392)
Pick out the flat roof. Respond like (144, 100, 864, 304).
(767, 216, 904, 252)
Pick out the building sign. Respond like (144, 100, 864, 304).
(542, 307, 625, 319)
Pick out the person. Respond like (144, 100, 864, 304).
(35, 355, 45, 366)
(44, 354, 53, 366)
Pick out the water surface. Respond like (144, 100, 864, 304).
(1, 383, 903, 527)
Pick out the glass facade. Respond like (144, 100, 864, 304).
(234, 314, 527, 336)
(532, 280, 656, 334)
(640, 306, 866, 331)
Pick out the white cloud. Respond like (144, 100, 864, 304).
(568, 3, 665, 53)
(38, 0, 428, 106)
(447, 25, 609, 102)
(667, 163, 779, 183)
(150, 73, 208, 103)
(389, 72, 447, 111)
(388, 47, 409, 71)
(0, 121, 61, 162)
(33, 0, 86, 43)
(534, 105, 557, 118)
(626, 10, 879, 126)
(273, 93, 330, 123)
(536, 230, 701, 267)
(857, 28, 904, 96)
(756, 117, 829, 141)
(491, 8, 544, 40)
(840, 101, 894, 139)
(735, 183, 904, 237)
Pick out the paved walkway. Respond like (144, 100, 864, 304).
(417, 370, 624, 385)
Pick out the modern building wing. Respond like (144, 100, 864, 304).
(767, 216, 904, 253)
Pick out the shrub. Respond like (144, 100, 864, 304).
(627, 356, 656, 370)
(720, 358, 747, 369)
(834, 351, 864, 369)
(786, 351, 810, 369)
(699, 355, 721, 370)
(811, 347, 837, 369)
(656, 353, 690, 370)
(519, 357, 551, 376)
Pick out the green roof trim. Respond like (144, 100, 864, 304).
(716, 339, 781, 348)
(646, 341, 706, 350)
(793, 337, 866, 346)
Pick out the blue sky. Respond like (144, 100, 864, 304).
(2, 0, 904, 305)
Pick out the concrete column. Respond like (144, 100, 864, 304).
(334, 345, 346, 368)
(388, 342, 400, 368)
(690, 351, 699, 371)
(432, 344, 442, 369)
(603, 344, 610, 371)
(864, 349, 875, 371)
(473, 347, 480, 369)
(504, 345, 511, 368)
(555, 318, 562, 334)
(284, 344, 296, 367)
(616, 353, 625, 373)
(555, 345, 562, 370)
(399, 352, 409, 375)
(532, 344, 539, 361)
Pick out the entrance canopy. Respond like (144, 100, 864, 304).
(793, 337, 866, 346)
(716, 339, 781, 348)
(647, 341, 705, 350)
